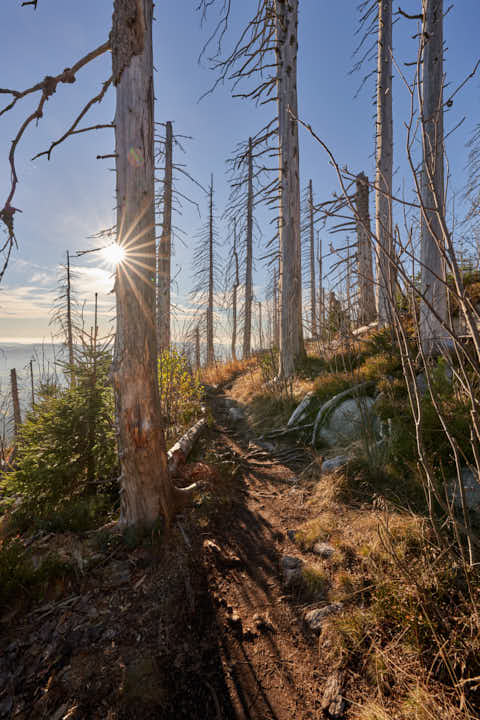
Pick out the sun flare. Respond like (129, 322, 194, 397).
(102, 242, 126, 266)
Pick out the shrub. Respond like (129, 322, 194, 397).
(5, 349, 118, 531)
(158, 348, 203, 443)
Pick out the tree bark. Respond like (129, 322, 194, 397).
(10, 368, 21, 438)
(375, 0, 394, 326)
(243, 137, 254, 359)
(420, 0, 448, 353)
(195, 324, 201, 370)
(356, 172, 376, 325)
(29, 359, 35, 408)
(112, 0, 175, 528)
(276, 0, 304, 377)
(207, 175, 215, 365)
(66, 250, 74, 377)
(232, 220, 239, 361)
(157, 119, 173, 353)
(317, 232, 323, 332)
(258, 300, 263, 350)
(273, 266, 280, 349)
(308, 180, 317, 338)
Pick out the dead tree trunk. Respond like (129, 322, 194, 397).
(232, 220, 239, 361)
(243, 137, 254, 359)
(10, 368, 21, 438)
(356, 172, 376, 325)
(276, 0, 304, 377)
(420, 0, 447, 353)
(207, 175, 215, 365)
(317, 232, 323, 333)
(273, 266, 280, 348)
(258, 300, 263, 350)
(112, 0, 175, 528)
(308, 179, 317, 338)
(375, 0, 394, 326)
(66, 250, 74, 376)
(29, 359, 35, 407)
(157, 119, 173, 352)
(195, 324, 201, 370)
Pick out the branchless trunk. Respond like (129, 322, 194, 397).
(207, 175, 215, 365)
(243, 137, 254, 358)
(29, 359, 35, 407)
(112, 0, 175, 527)
(258, 300, 263, 350)
(308, 180, 317, 338)
(195, 324, 201, 370)
(66, 250, 74, 376)
(232, 220, 239, 361)
(276, 0, 304, 377)
(317, 232, 323, 332)
(355, 172, 376, 325)
(375, 0, 394, 325)
(10, 368, 21, 438)
(157, 119, 173, 352)
(420, 0, 448, 353)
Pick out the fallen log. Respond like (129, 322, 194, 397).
(168, 417, 208, 477)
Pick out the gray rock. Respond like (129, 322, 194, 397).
(281, 555, 304, 587)
(287, 391, 315, 427)
(312, 542, 335, 559)
(228, 406, 244, 422)
(321, 455, 348, 473)
(318, 396, 378, 448)
(304, 603, 343, 631)
(450, 468, 480, 513)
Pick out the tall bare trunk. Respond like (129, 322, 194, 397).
(243, 137, 254, 358)
(308, 180, 317, 337)
(375, 0, 393, 325)
(420, 0, 447, 353)
(232, 220, 239, 361)
(112, 0, 174, 527)
(317, 232, 323, 332)
(195, 324, 201, 370)
(276, 0, 304, 377)
(356, 172, 376, 325)
(10, 368, 21, 438)
(207, 175, 215, 365)
(29, 359, 35, 408)
(273, 266, 280, 348)
(157, 119, 173, 352)
(258, 300, 263, 350)
(66, 250, 74, 376)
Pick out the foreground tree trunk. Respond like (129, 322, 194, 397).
(356, 172, 376, 325)
(375, 0, 394, 326)
(243, 137, 254, 359)
(420, 0, 448, 353)
(10, 368, 21, 438)
(157, 119, 173, 353)
(112, 0, 175, 527)
(276, 0, 304, 377)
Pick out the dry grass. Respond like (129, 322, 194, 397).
(200, 356, 257, 387)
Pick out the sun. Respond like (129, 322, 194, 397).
(102, 242, 126, 266)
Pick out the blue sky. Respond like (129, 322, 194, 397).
(0, 0, 479, 343)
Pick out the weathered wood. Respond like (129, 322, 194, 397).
(195, 323, 201, 370)
(29, 359, 35, 408)
(10, 368, 21, 438)
(355, 172, 376, 325)
(112, 0, 175, 527)
(276, 0, 304, 377)
(157, 119, 173, 352)
(308, 180, 317, 338)
(207, 175, 215, 366)
(375, 0, 394, 326)
(66, 250, 74, 375)
(243, 137, 254, 359)
(167, 417, 207, 476)
(420, 0, 448, 353)
(231, 220, 239, 361)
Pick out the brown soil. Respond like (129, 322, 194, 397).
(0, 382, 345, 720)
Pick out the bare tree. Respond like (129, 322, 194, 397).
(10, 368, 21, 439)
(419, 0, 448, 353)
(356, 172, 376, 324)
(157, 120, 173, 352)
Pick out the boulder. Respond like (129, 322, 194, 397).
(450, 468, 480, 513)
(317, 396, 378, 448)
(304, 603, 343, 631)
(321, 455, 348, 473)
(312, 542, 335, 559)
(281, 555, 304, 587)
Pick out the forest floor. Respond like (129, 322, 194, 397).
(0, 367, 476, 719)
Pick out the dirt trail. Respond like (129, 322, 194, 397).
(197, 383, 336, 719)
